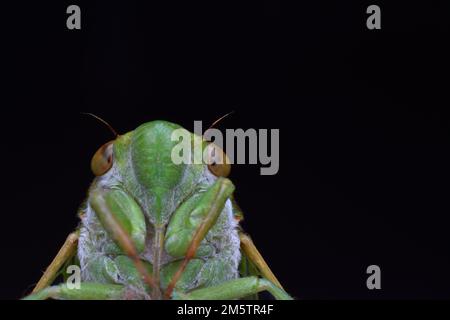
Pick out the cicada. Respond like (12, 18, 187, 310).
(24, 120, 292, 300)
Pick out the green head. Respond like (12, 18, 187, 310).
(89, 120, 232, 227)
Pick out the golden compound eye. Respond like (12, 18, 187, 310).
(206, 143, 231, 177)
(91, 141, 114, 176)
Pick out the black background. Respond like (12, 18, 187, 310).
(1, 1, 450, 300)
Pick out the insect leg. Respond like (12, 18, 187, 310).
(163, 177, 235, 299)
(89, 188, 159, 298)
(23, 283, 126, 300)
(172, 276, 293, 300)
(238, 249, 260, 299)
(32, 231, 79, 293)
(239, 232, 284, 289)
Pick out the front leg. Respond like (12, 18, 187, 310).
(23, 283, 126, 300)
(89, 187, 159, 298)
(163, 178, 235, 298)
(172, 276, 293, 300)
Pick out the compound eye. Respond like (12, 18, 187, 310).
(91, 141, 114, 176)
(206, 143, 231, 177)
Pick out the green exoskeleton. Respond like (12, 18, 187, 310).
(25, 120, 292, 300)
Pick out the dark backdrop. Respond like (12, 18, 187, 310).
(1, 1, 450, 299)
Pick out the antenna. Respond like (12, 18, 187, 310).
(206, 111, 234, 132)
(82, 113, 119, 137)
